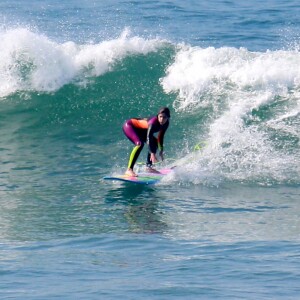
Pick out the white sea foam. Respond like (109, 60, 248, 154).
(162, 45, 300, 184)
(0, 27, 164, 97)
(161, 45, 300, 107)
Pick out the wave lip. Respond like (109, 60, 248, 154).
(161, 45, 300, 109)
(0, 28, 165, 97)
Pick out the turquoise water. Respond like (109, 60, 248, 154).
(1, 1, 300, 299)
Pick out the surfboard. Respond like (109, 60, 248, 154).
(103, 168, 172, 185)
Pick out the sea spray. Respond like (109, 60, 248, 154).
(0, 27, 166, 97)
(161, 45, 300, 184)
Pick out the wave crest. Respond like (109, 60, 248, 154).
(0, 27, 165, 97)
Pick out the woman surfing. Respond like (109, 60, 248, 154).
(122, 107, 171, 177)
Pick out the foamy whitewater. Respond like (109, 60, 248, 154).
(0, 1, 300, 299)
(0, 28, 165, 96)
(161, 45, 300, 184)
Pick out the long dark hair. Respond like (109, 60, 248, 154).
(158, 107, 170, 118)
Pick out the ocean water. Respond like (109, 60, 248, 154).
(0, 0, 300, 299)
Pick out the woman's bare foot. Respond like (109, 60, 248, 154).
(125, 169, 137, 177)
(146, 166, 161, 174)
